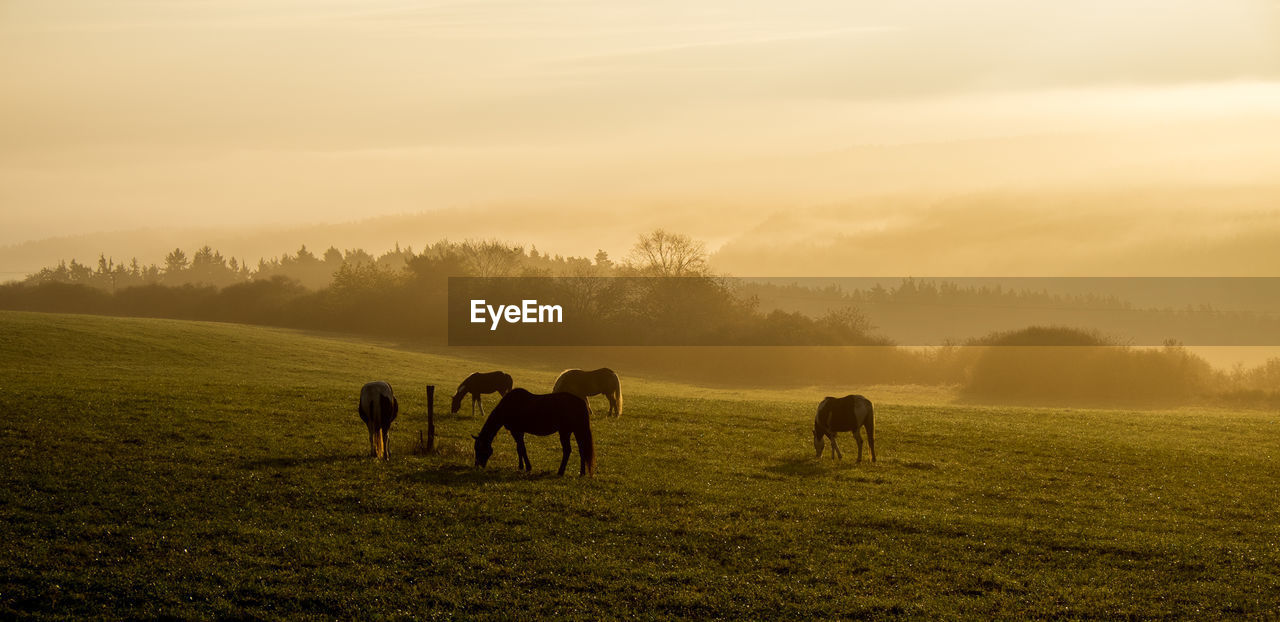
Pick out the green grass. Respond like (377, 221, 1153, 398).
(1, 311, 1278, 619)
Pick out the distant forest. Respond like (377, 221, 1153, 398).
(743, 279, 1280, 347)
(0, 230, 888, 347)
(3, 229, 1278, 406)
(20, 242, 422, 291)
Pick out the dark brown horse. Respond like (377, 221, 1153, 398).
(813, 394, 875, 463)
(451, 371, 514, 417)
(473, 389, 595, 476)
(552, 368, 622, 417)
(358, 381, 398, 459)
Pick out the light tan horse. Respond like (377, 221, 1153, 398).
(358, 381, 398, 459)
(552, 368, 623, 417)
(813, 394, 875, 463)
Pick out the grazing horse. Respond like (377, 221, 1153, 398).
(552, 368, 622, 417)
(451, 371, 514, 417)
(813, 395, 876, 463)
(358, 381, 398, 459)
(473, 389, 595, 476)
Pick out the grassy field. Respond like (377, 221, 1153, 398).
(1, 311, 1278, 619)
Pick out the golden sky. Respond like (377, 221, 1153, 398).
(2, 1, 1280, 256)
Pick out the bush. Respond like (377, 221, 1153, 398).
(961, 326, 1214, 406)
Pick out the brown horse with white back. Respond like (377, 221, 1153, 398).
(813, 394, 875, 463)
(358, 381, 398, 459)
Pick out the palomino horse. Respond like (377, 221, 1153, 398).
(451, 371, 514, 417)
(358, 381, 398, 459)
(813, 394, 876, 463)
(552, 368, 622, 417)
(473, 389, 596, 476)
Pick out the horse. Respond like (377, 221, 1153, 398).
(358, 381, 399, 459)
(473, 389, 595, 476)
(451, 371, 514, 417)
(552, 368, 622, 417)
(813, 394, 875, 463)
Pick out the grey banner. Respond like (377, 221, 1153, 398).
(448, 277, 1280, 346)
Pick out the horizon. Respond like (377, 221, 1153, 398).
(5, 0, 1280, 370)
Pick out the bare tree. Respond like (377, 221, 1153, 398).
(628, 229, 708, 276)
(463, 240, 524, 277)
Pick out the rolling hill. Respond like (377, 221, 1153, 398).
(1, 311, 1277, 618)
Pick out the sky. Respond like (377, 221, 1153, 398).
(2, 0, 1280, 262)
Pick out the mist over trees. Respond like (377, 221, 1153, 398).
(3, 231, 883, 346)
(3, 229, 1279, 407)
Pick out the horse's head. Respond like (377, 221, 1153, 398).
(813, 427, 824, 458)
(451, 390, 465, 414)
(472, 434, 492, 467)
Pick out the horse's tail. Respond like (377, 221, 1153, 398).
(578, 419, 596, 476)
(613, 372, 623, 417)
(368, 394, 384, 457)
(855, 399, 875, 432)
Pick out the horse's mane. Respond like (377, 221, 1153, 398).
(475, 401, 509, 443)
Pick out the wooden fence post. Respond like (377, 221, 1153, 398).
(425, 384, 436, 452)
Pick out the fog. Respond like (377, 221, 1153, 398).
(3, 0, 1280, 267)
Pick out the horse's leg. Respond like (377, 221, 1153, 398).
(866, 421, 876, 463)
(514, 433, 529, 471)
(558, 430, 571, 476)
(382, 425, 391, 459)
(854, 428, 864, 463)
(829, 433, 842, 460)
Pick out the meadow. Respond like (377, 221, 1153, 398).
(1, 310, 1278, 619)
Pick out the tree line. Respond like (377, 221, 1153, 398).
(2, 230, 884, 346)
(3, 229, 1278, 406)
(21, 243, 421, 291)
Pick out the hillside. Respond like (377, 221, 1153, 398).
(1, 311, 1278, 618)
